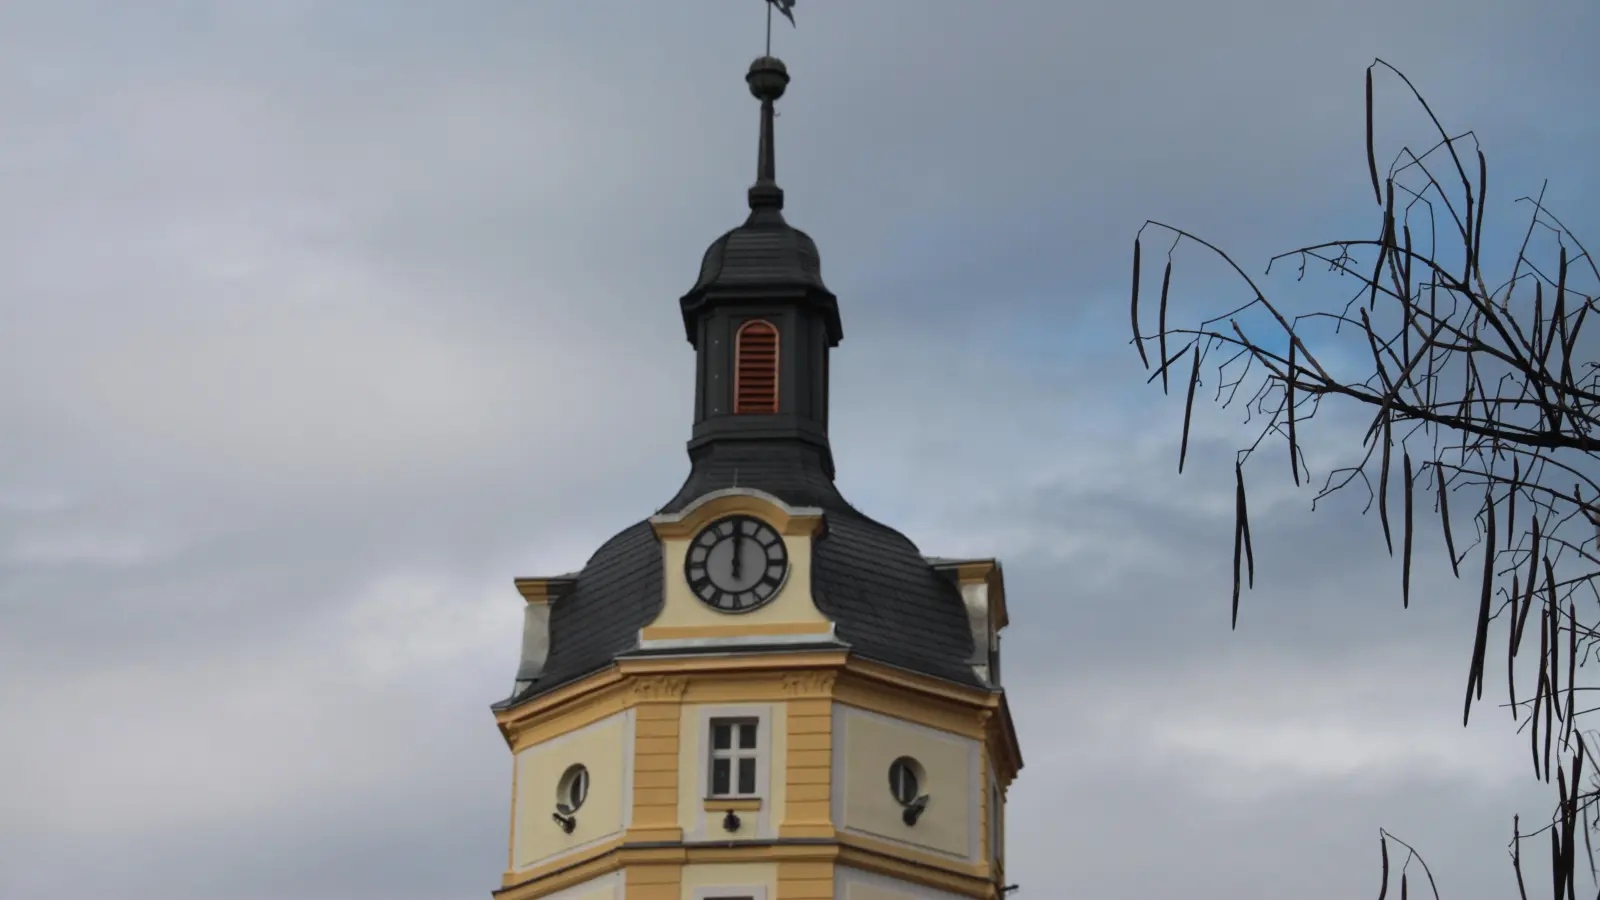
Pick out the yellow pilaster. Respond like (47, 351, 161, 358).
(627, 675, 687, 844)
(778, 669, 835, 839)
(979, 738, 992, 865)
(777, 860, 835, 899)
(624, 860, 682, 900)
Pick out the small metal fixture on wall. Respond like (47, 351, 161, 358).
(900, 794, 929, 827)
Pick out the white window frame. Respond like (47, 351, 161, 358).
(889, 756, 923, 806)
(693, 705, 774, 840)
(706, 715, 763, 799)
(557, 763, 589, 812)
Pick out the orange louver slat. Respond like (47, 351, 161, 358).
(734, 320, 780, 414)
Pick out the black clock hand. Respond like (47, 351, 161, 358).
(731, 532, 745, 581)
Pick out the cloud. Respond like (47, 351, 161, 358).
(0, 2, 1595, 899)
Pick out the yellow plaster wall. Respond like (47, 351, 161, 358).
(844, 885, 917, 900)
(543, 870, 625, 900)
(630, 684, 685, 843)
(836, 705, 976, 861)
(651, 532, 830, 632)
(681, 862, 777, 898)
(781, 697, 832, 838)
(776, 860, 834, 899)
(625, 861, 681, 900)
(979, 748, 993, 867)
(512, 712, 630, 872)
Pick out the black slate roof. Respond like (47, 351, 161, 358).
(495, 440, 983, 709)
(678, 203, 842, 346)
(689, 206, 826, 296)
(516, 521, 663, 700)
(661, 440, 980, 685)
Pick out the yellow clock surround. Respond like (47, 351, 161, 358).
(643, 488, 835, 645)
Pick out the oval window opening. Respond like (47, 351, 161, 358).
(888, 757, 924, 807)
(556, 764, 589, 813)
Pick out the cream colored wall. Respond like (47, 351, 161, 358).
(676, 702, 787, 841)
(652, 532, 830, 630)
(834, 866, 967, 900)
(512, 710, 633, 871)
(833, 704, 979, 861)
(681, 861, 777, 899)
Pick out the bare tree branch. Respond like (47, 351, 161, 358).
(1130, 59, 1600, 898)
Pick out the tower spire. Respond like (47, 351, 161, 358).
(745, 56, 788, 212)
(678, 52, 840, 476)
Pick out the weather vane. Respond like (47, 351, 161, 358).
(763, 0, 795, 56)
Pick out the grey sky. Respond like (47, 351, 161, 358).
(1, 2, 1596, 898)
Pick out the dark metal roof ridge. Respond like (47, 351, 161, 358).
(615, 640, 851, 661)
(923, 556, 998, 568)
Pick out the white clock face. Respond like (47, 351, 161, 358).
(685, 515, 789, 613)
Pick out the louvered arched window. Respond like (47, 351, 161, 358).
(733, 319, 780, 414)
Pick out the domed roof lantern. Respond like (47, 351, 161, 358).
(494, 49, 988, 713)
(679, 56, 842, 348)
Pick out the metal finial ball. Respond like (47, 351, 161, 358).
(746, 56, 789, 102)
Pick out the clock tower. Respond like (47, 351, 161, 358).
(490, 55, 1023, 900)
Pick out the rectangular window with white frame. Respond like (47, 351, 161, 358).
(708, 717, 760, 797)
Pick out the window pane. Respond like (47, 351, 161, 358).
(738, 757, 756, 794)
(712, 758, 731, 796)
(889, 759, 922, 804)
(712, 723, 732, 750)
(737, 723, 757, 749)
(558, 764, 588, 812)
